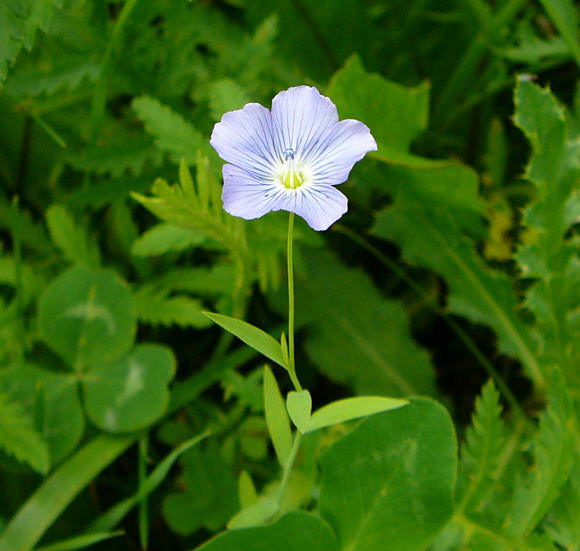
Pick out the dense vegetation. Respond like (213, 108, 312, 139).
(0, 1, 578, 550)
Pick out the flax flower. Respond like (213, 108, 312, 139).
(210, 86, 377, 231)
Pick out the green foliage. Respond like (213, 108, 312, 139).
(82, 344, 176, 433)
(0, 0, 63, 80)
(198, 512, 338, 551)
(131, 223, 205, 257)
(514, 78, 580, 388)
(0, 1, 578, 550)
(319, 400, 456, 551)
(132, 96, 210, 165)
(45, 204, 101, 267)
(163, 443, 238, 535)
(295, 250, 435, 397)
(37, 266, 135, 369)
(204, 312, 287, 369)
(263, 366, 292, 466)
(0, 391, 49, 474)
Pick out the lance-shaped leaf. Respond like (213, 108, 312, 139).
(286, 390, 312, 433)
(263, 366, 292, 465)
(204, 312, 287, 369)
(304, 396, 408, 433)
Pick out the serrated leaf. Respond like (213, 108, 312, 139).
(204, 312, 287, 369)
(132, 96, 211, 164)
(0, 364, 84, 465)
(373, 194, 544, 389)
(286, 390, 312, 433)
(0, 0, 64, 81)
(328, 55, 429, 158)
(295, 250, 435, 397)
(134, 288, 210, 329)
(513, 78, 579, 385)
(506, 372, 575, 536)
(263, 366, 292, 466)
(209, 78, 249, 121)
(46, 203, 100, 267)
(457, 380, 507, 514)
(0, 392, 49, 474)
(305, 396, 408, 433)
(132, 223, 205, 257)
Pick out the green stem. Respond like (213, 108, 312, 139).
(287, 213, 302, 391)
(277, 432, 303, 509)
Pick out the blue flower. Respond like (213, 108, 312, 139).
(210, 86, 377, 231)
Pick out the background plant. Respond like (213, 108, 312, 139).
(0, 0, 578, 550)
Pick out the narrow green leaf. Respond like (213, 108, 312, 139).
(34, 531, 123, 551)
(537, 0, 580, 65)
(286, 391, 312, 433)
(238, 471, 258, 509)
(305, 396, 408, 433)
(263, 366, 293, 466)
(203, 312, 287, 369)
(0, 434, 134, 551)
(227, 498, 278, 530)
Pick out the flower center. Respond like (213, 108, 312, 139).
(281, 148, 306, 189)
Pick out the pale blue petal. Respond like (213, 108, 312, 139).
(267, 184, 348, 231)
(305, 119, 377, 186)
(271, 86, 338, 158)
(211, 103, 279, 179)
(221, 164, 279, 220)
(291, 185, 348, 231)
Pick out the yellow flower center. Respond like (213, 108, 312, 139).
(281, 148, 306, 189)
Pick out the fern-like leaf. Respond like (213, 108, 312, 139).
(132, 96, 213, 164)
(131, 224, 206, 257)
(457, 380, 507, 515)
(0, 392, 50, 474)
(506, 371, 575, 537)
(0, 0, 64, 80)
(45, 203, 100, 267)
(134, 287, 211, 329)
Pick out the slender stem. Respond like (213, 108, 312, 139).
(287, 213, 302, 391)
(138, 435, 149, 550)
(277, 432, 303, 508)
